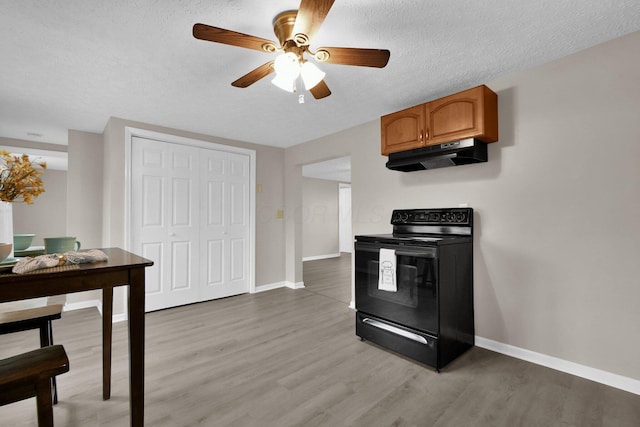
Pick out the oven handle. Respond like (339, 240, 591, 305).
(362, 318, 428, 345)
(395, 250, 435, 258)
(355, 244, 436, 258)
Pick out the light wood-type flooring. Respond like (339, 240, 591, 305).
(1, 253, 639, 426)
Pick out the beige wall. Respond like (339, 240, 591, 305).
(284, 31, 640, 381)
(66, 130, 104, 308)
(68, 130, 103, 248)
(302, 178, 339, 259)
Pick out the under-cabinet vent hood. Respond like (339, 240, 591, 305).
(386, 138, 487, 172)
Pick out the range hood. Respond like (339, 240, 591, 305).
(386, 138, 487, 172)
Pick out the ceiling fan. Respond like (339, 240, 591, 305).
(192, 0, 390, 100)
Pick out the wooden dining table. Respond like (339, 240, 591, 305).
(0, 247, 153, 427)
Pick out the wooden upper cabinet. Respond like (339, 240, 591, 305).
(381, 85, 498, 156)
(380, 104, 425, 155)
(427, 85, 498, 146)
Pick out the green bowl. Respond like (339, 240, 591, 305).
(13, 234, 35, 251)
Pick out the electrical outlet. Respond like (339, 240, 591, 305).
(276, 209, 284, 219)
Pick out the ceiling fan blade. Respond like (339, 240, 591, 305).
(193, 23, 278, 53)
(310, 80, 331, 99)
(292, 0, 335, 44)
(314, 47, 390, 68)
(231, 61, 275, 88)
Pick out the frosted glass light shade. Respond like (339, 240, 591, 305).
(274, 52, 300, 80)
(271, 74, 297, 92)
(300, 61, 325, 90)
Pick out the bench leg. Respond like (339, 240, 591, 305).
(35, 377, 55, 427)
(39, 321, 58, 404)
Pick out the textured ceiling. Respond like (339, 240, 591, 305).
(1, 0, 640, 148)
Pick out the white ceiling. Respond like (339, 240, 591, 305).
(1, 1, 639, 148)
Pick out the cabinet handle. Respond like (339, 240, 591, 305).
(425, 128, 429, 140)
(419, 131, 424, 142)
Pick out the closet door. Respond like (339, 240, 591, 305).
(131, 136, 252, 312)
(199, 150, 250, 300)
(131, 137, 201, 312)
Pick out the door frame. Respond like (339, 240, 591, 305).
(338, 183, 352, 254)
(123, 127, 257, 310)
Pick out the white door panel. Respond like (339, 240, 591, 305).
(142, 176, 163, 227)
(230, 238, 245, 281)
(132, 137, 201, 311)
(205, 239, 224, 286)
(199, 150, 250, 301)
(141, 243, 162, 295)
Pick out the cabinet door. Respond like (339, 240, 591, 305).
(426, 85, 498, 146)
(381, 104, 425, 155)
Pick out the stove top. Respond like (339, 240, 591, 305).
(354, 233, 470, 246)
(355, 208, 474, 246)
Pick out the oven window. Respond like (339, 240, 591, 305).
(368, 261, 418, 307)
(355, 244, 438, 334)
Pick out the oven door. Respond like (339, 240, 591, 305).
(355, 240, 438, 335)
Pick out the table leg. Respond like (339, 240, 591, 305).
(128, 268, 145, 427)
(103, 286, 113, 400)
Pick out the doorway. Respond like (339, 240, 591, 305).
(301, 156, 352, 305)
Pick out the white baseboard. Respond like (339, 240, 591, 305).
(286, 281, 305, 289)
(62, 299, 126, 323)
(254, 281, 306, 292)
(254, 282, 287, 293)
(111, 313, 127, 323)
(63, 299, 100, 313)
(303, 253, 341, 261)
(475, 336, 640, 395)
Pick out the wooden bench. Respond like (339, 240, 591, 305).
(0, 304, 63, 403)
(0, 345, 70, 427)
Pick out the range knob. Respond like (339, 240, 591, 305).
(392, 211, 409, 223)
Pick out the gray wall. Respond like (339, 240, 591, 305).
(302, 178, 339, 259)
(284, 31, 640, 381)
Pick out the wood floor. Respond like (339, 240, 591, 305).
(1, 253, 638, 426)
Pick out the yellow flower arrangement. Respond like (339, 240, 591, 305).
(0, 150, 47, 204)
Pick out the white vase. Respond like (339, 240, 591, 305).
(0, 201, 14, 257)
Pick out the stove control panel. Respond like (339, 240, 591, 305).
(391, 208, 473, 226)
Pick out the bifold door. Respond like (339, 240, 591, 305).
(131, 136, 250, 312)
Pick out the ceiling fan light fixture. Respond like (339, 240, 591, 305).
(300, 61, 325, 90)
(194, 0, 391, 100)
(271, 74, 297, 92)
(273, 52, 300, 80)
